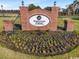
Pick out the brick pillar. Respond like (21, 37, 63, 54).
(3, 20, 13, 31)
(51, 7, 59, 31)
(64, 20, 74, 31)
(20, 6, 29, 31)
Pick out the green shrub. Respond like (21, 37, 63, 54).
(71, 16, 79, 20)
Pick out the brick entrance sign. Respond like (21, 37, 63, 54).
(20, 6, 59, 31)
(3, 5, 74, 32)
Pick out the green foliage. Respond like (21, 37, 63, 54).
(0, 31, 79, 56)
(71, 16, 79, 20)
(28, 4, 41, 11)
(44, 7, 52, 11)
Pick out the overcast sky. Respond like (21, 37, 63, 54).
(0, 0, 74, 10)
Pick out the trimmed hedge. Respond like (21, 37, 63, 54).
(0, 31, 79, 56)
(71, 16, 79, 20)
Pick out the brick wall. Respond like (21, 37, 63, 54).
(66, 20, 74, 31)
(20, 6, 59, 31)
(3, 20, 13, 31)
(64, 20, 74, 31)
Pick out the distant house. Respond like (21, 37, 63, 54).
(0, 10, 19, 13)
(0, 10, 19, 16)
(67, 0, 79, 15)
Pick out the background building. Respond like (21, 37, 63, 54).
(67, 0, 79, 15)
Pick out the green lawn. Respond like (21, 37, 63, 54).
(0, 16, 79, 59)
(0, 46, 79, 59)
(0, 17, 4, 32)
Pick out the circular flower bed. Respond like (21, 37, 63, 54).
(0, 31, 79, 56)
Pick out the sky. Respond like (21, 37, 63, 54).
(0, 0, 74, 10)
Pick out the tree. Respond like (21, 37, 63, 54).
(44, 7, 52, 11)
(75, 8, 79, 14)
(28, 4, 41, 11)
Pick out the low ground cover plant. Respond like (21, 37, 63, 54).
(0, 30, 79, 56)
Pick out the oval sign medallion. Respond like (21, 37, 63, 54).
(29, 15, 50, 27)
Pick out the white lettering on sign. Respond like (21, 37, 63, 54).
(29, 15, 50, 27)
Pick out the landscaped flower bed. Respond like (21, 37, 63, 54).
(0, 31, 79, 56)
